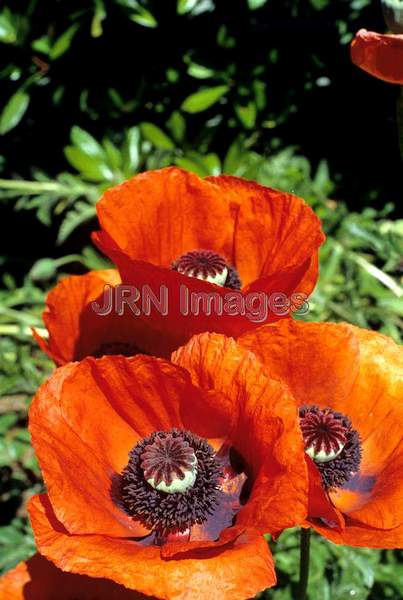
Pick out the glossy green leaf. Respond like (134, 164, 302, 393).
(71, 126, 105, 159)
(0, 90, 29, 135)
(50, 24, 80, 60)
(103, 138, 122, 171)
(64, 146, 113, 181)
(140, 122, 175, 150)
(235, 102, 257, 129)
(0, 12, 17, 44)
(181, 85, 229, 113)
(130, 8, 157, 28)
(187, 62, 215, 79)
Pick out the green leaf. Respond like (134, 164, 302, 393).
(0, 90, 29, 135)
(166, 111, 186, 143)
(247, 0, 268, 9)
(29, 258, 58, 282)
(70, 126, 105, 159)
(187, 62, 215, 79)
(64, 146, 113, 181)
(130, 7, 157, 28)
(140, 122, 175, 150)
(175, 151, 221, 177)
(0, 12, 17, 44)
(31, 35, 51, 54)
(181, 85, 229, 113)
(91, 0, 106, 38)
(103, 138, 122, 171)
(177, 0, 199, 13)
(57, 202, 96, 244)
(223, 137, 244, 174)
(177, 0, 214, 15)
(123, 126, 140, 175)
(50, 24, 79, 60)
(235, 102, 257, 129)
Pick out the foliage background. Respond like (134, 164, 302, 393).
(0, 0, 402, 598)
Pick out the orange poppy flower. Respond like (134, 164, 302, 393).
(86, 166, 325, 357)
(237, 319, 403, 548)
(0, 554, 148, 599)
(33, 269, 164, 365)
(351, 29, 403, 84)
(34, 168, 324, 364)
(27, 347, 308, 598)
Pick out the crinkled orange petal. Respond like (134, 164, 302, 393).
(29, 355, 199, 538)
(205, 175, 325, 289)
(351, 29, 403, 84)
(94, 168, 325, 292)
(328, 326, 403, 530)
(0, 553, 148, 599)
(310, 517, 403, 549)
(239, 320, 403, 543)
(37, 269, 164, 364)
(95, 167, 236, 268)
(29, 494, 276, 600)
(238, 320, 360, 408)
(173, 333, 309, 534)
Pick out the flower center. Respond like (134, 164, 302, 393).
(119, 429, 222, 534)
(140, 433, 198, 494)
(171, 249, 241, 289)
(299, 405, 362, 489)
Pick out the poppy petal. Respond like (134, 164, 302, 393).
(239, 320, 403, 540)
(238, 320, 360, 409)
(173, 332, 309, 534)
(310, 517, 403, 549)
(329, 326, 403, 530)
(205, 175, 325, 289)
(0, 554, 149, 599)
(29, 355, 198, 538)
(39, 269, 122, 364)
(29, 494, 276, 599)
(95, 167, 236, 268)
(351, 29, 403, 84)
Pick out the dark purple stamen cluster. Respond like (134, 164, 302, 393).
(119, 429, 222, 533)
(299, 405, 362, 490)
(171, 249, 242, 290)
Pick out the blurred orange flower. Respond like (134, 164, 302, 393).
(351, 29, 403, 84)
(238, 320, 403, 548)
(27, 347, 308, 598)
(0, 554, 148, 599)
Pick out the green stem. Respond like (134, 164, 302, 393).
(297, 528, 311, 600)
(0, 179, 64, 193)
